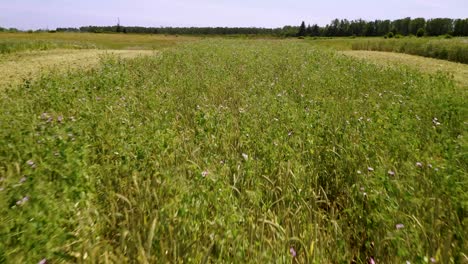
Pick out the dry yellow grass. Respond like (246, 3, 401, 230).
(0, 49, 155, 89)
(341, 50, 468, 88)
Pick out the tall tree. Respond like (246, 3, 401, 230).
(297, 21, 307, 36)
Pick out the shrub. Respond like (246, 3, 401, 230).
(387, 32, 394, 38)
(416, 28, 425, 37)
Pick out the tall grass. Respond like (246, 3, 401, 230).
(0, 32, 199, 52)
(0, 39, 96, 54)
(351, 38, 468, 64)
(0, 40, 466, 263)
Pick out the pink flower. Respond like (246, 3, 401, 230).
(369, 257, 375, 264)
(396, 224, 404, 230)
(38, 259, 47, 264)
(201, 171, 209, 177)
(289, 247, 296, 257)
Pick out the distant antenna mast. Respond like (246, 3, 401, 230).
(117, 17, 121, 32)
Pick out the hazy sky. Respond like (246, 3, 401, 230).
(1, 0, 467, 30)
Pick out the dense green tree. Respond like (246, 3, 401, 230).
(416, 28, 425, 37)
(453, 18, 468, 36)
(305, 24, 312, 36)
(297, 21, 306, 36)
(311, 24, 320, 36)
(409, 18, 426, 35)
(426, 18, 454, 36)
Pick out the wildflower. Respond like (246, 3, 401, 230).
(201, 170, 209, 177)
(288, 131, 293, 136)
(416, 162, 423, 168)
(388, 170, 395, 176)
(428, 164, 433, 169)
(19, 177, 27, 184)
(396, 224, 404, 230)
(368, 167, 374, 172)
(430, 257, 436, 263)
(289, 247, 297, 257)
(27, 160, 36, 168)
(406, 261, 411, 264)
(57, 115, 64, 123)
(369, 257, 375, 264)
(242, 153, 249, 161)
(40, 113, 50, 120)
(16, 196, 29, 206)
(432, 118, 441, 126)
(38, 259, 47, 264)
(357, 170, 362, 174)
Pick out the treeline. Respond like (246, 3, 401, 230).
(3, 17, 467, 37)
(65, 17, 468, 37)
(298, 18, 468, 37)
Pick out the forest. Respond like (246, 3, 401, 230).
(74, 17, 467, 37)
(1, 17, 467, 37)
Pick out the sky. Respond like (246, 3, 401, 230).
(1, 0, 467, 30)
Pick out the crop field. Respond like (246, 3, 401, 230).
(0, 36, 467, 263)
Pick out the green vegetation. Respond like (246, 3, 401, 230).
(351, 38, 468, 64)
(0, 39, 466, 263)
(0, 39, 95, 54)
(0, 33, 198, 52)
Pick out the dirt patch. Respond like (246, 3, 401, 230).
(341, 50, 468, 88)
(0, 49, 155, 89)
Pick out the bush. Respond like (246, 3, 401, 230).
(416, 28, 425, 37)
(387, 32, 394, 38)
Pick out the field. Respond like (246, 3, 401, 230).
(0, 34, 467, 263)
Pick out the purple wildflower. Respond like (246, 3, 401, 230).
(38, 259, 47, 264)
(396, 224, 404, 230)
(16, 196, 29, 206)
(430, 257, 436, 263)
(369, 257, 375, 264)
(289, 247, 297, 257)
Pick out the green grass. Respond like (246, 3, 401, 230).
(0, 32, 199, 53)
(351, 37, 468, 64)
(0, 39, 96, 54)
(0, 39, 466, 263)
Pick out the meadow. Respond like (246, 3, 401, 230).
(0, 35, 466, 263)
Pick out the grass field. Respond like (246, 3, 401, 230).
(0, 36, 467, 263)
(0, 32, 198, 52)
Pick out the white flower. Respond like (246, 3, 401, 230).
(242, 153, 249, 161)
